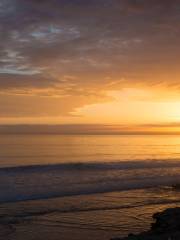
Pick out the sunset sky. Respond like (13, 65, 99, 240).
(1, 0, 180, 133)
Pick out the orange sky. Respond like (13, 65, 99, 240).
(1, 1, 180, 133)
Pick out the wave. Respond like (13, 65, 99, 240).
(1, 159, 180, 204)
(1, 159, 180, 173)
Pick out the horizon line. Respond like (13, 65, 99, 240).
(0, 123, 180, 135)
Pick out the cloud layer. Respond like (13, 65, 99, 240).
(1, 0, 180, 120)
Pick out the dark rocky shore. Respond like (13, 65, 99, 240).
(112, 207, 180, 240)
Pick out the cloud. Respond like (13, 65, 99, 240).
(1, 0, 180, 120)
(0, 73, 59, 90)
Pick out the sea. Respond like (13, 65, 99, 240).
(1, 134, 180, 239)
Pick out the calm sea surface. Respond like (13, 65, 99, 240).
(1, 134, 180, 239)
(1, 134, 180, 167)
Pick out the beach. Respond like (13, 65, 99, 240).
(1, 189, 180, 240)
(1, 0, 180, 239)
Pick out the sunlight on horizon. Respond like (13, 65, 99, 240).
(71, 87, 180, 127)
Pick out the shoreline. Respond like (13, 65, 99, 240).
(113, 207, 180, 240)
(1, 206, 180, 240)
(1, 188, 180, 240)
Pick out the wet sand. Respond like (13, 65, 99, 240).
(3, 224, 113, 240)
(1, 189, 180, 240)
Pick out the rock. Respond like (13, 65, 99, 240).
(112, 207, 180, 240)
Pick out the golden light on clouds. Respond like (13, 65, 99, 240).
(71, 87, 180, 125)
(1, 0, 180, 133)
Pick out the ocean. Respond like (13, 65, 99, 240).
(1, 134, 180, 239)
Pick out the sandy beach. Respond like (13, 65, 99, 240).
(1, 188, 180, 240)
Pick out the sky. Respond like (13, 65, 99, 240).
(1, 0, 180, 132)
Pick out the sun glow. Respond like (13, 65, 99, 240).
(72, 87, 180, 126)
